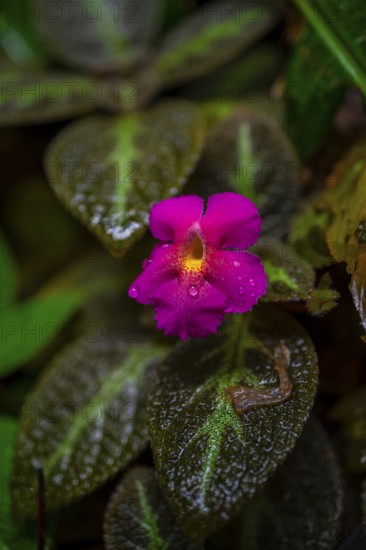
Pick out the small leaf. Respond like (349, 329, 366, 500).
(12, 331, 168, 517)
(329, 386, 366, 474)
(315, 142, 366, 338)
(33, 0, 161, 72)
(306, 273, 339, 316)
(188, 106, 300, 237)
(257, 240, 315, 302)
(44, 100, 205, 256)
(0, 70, 101, 126)
(210, 417, 343, 550)
(104, 467, 200, 550)
(0, 229, 17, 310)
(147, 307, 318, 540)
(154, 0, 281, 88)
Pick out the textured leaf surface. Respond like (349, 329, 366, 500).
(147, 307, 318, 540)
(330, 386, 366, 474)
(188, 106, 300, 237)
(154, 0, 280, 87)
(257, 240, 315, 302)
(13, 332, 168, 517)
(0, 70, 100, 126)
(315, 142, 366, 338)
(45, 100, 205, 256)
(210, 417, 342, 550)
(34, 0, 160, 72)
(104, 467, 199, 550)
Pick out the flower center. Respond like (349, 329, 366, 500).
(181, 229, 205, 273)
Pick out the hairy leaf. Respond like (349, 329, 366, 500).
(188, 106, 300, 237)
(147, 307, 318, 540)
(104, 467, 199, 550)
(306, 273, 339, 316)
(154, 0, 280, 88)
(44, 100, 205, 256)
(33, 0, 160, 72)
(12, 332, 168, 517)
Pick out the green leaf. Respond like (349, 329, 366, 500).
(188, 106, 300, 238)
(0, 70, 101, 126)
(13, 332, 168, 517)
(0, 229, 17, 310)
(286, 25, 346, 159)
(257, 240, 315, 302)
(147, 307, 318, 540)
(306, 273, 339, 316)
(0, 417, 37, 549)
(44, 100, 205, 256)
(315, 142, 366, 339)
(154, 0, 281, 88)
(209, 417, 343, 550)
(104, 467, 200, 550)
(33, 0, 161, 72)
(329, 386, 366, 474)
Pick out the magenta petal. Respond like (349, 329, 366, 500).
(200, 192, 261, 249)
(150, 195, 204, 242)
(128, 244, 179, 305)
(152, 278, 227, 340)
(207, 250, 267, 313)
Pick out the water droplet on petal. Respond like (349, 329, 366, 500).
(142, 258, 152, 269)
(238, 286, 244, 295)
(249, 278, 256, 286)
(128, 287, 139, 299)
(238, 276, 242, 281)
(162, 243, 169, 248)
(233, 261, 241, 267)
(250, 291, 256, 297)
(189, 285, 198, 297)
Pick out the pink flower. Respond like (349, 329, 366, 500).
(128, 192, 266, 340)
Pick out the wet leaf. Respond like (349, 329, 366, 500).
(104, 467, 199, 550)
(34, 0, 161, 72)
(257, 240, 315, 302)
(188, 106, 300, 238)
(210, 417, 342, 550)
(147, 307, 318, 540)
(154, 0, 281, 88)
(0, 70, 101, 126)
(316, 142, 366, 338)
(330, 386, 366, 474)
(44, 100, 205, 256)
(12, 331, 168, 517)
(0, 229, 17, 310)
(306, 273, 340, 316)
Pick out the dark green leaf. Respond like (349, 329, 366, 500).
(44, 100, 206, 256)
(209, 417, 342, 550)
(0, 229, 17, 310)
(0, 70, 101, 126)
(306, 273, 339, 316)
(104, 467, 200, 550)
(330, 386, 366, 474)
(147, 307, 318, 540)
(13, 332, 168, 517)
(154, 0, 281, 88)
(188, 106, 300, 238)
(257, 240, 315, 302)
(33, 0, 161, 72)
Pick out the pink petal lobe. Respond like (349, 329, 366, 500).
(200, 192, 261, 249)
(152, 277, 227, 340)
(128, 243, 179, 305)
(207, 250, 267, 313)
(150, 195, 204, 242)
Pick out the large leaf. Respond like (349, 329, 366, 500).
(104, 467, 199, 550)
(209, 417, 343, 550)
(44, 100, 205, 256)
(315, 142, 366, 339)
(154, 0, 281, 88)
(12, 331, 168, 517)
(147, 307, 318, 540)
(188, 106, 300, 237)
(0, 70, 101, 126)
(33, 0, 161, 72)
(330, 386, 366, 474)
